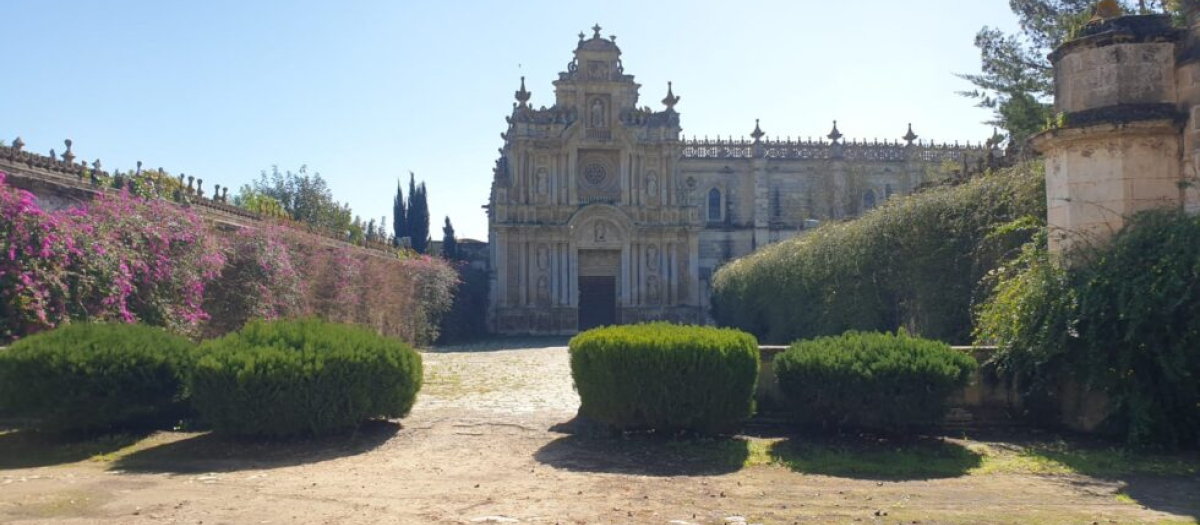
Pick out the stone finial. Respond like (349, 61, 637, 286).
(136, 160, 143, 175)
(187, 175, 195, 193)
(12, 137, 23, 152)
(662, 81, 680, 110)
(750, 119, 765, 143)
(62, 139, 75, 164)
(987, 127, 1005, 148)
(50, 148, 56, 160)
(222, 187, 229, 201)
(514, 76, 531, 107)
(213, 184, 221, 200)
(903, 123, 918, 146)
(578, 31, 585, 42)
(827, 120, 843, 143)
(197, 179, 204, 197)
(592, 23, 602, 39)
(92, 159, 102, 171)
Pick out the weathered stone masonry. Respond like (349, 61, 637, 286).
(1033, 10, 1200, 254)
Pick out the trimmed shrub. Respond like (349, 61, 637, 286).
(569, 323, 759, 434)
(711, 161, 1046, 344)
(190, 318, 422, 437)
(0, 323, 195, 432)
(774, 331, 977, 434)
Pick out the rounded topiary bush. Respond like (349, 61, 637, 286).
(190, 318, 422, 437)
(774, 331, 977, 434)
(0, 323, 195, 432)
(569, 322, 759, 434)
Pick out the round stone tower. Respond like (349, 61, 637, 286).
(1032, 12, 1186, 253)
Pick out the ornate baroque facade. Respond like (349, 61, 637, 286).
(488, 26, 989, 334)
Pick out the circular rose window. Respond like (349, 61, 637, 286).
(583, 163, 608, 186)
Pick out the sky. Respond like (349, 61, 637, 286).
(1, 0, 1021, 241)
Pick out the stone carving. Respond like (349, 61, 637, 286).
(590, 99, 606, 128)
(583, 163, 607, 186)
(536, 168, 549, 195)
(645, 172, 658, 196)
(647, 275, 661, 303)
(536, 275, 549, 303)
(536, 244, 549, 270)
(594, 222, 607, 243)
(588, 60, 607, 81)
(646, 244, 659, 272)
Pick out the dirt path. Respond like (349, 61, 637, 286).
(0, 341, 1196, 524)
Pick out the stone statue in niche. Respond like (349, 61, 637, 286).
(590, 99, 605, 128)
(536, 275, 549, 303)
(536, 245, 549, 270)
(646, 173, 658, 197)
(647, 275, 661, 303)
(594, 221, 607, 243)
(646, 244, 659, 272)
(536, 168, 548, 196)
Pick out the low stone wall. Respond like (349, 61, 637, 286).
(756, 346, 1109, 431)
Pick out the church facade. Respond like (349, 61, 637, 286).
(487, 26, 989, 334)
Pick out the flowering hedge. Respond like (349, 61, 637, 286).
(0, 171, 223, 339)
(0, 171, 457, 347)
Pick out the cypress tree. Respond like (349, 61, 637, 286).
(442, 216, 458, 260)
(392, 179, 407, 247)
(407, 174, 431, 254)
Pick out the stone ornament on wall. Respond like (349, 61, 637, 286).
(646, 275, 661, 303)
(594, 221, 608, 243)
(589, 98, 607, 128)
(646, 244, 659, 272)
(536, 244, 549, 270)
(645, 172, 658, 197)
(583, 163, 608, 186)
(536, 168, 549, 196)
(536, 275, 550, 303)
(588, 60, 607, 81)
(577, 151, 620, 201)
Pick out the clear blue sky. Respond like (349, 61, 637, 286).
(1, 1, 1020, 240)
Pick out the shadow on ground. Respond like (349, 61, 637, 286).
(427, 336, 571, 353)
(765, 435, 984, 480)
(1017, 441, 1200, 520)
(0, 428, 152, 470)
(534, 419, 749, 476)
(111, 420, 400, 474)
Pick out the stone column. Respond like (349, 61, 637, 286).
(752, 153, 769, 249)
(1032, 14, 1185, 254)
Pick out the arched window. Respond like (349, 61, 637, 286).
(707, 188, 722, 222)
(862, 189, 877, 211)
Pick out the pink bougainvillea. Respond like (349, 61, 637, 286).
(0, 171, 224, 340)
(0, 171, 458, 345)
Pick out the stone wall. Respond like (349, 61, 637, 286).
(0, 138, 399, 257)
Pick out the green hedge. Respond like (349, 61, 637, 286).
(774, 331, 977, 433)
(711, 161, 1046, 344)
(0, 323, 195, 432)
(569, 323, 759, 434)
(976, 210, 1200, 448)
(190, 318, 422, 437)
